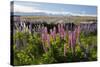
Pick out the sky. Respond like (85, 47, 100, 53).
(12, 1, 97, 16)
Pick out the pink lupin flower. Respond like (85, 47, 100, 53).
(58, 23, 65, 39)
(68, 31, 72, 46)
(50, 27, 56, 41)
(44, 27, 48, 34)
(61, 28, 65, 39)
(41, 26, 49, 52)
(50, 29, 53, 35)
(50, 29, 54, 38)
(53, 26, 56, 33)
(68, 30, 76, 54)
(72, 29, 77, 47)
(68, 26, 79, 47)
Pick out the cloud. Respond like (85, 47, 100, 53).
(14, 4, 71, 14)
(14, 4, 96, 17)
(14, 4, 41, 13)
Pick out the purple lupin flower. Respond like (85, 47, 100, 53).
(41, 27, 48, 52)
(58, 23, 65, 39)
(68, 30, 75, 54)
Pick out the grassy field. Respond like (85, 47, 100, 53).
(14, 16, 97, 24)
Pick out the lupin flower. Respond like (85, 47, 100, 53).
(50, 27, 56, 41)
(58, 23, 65, 39)
(68, 31, 72, 46)
(53, 27, 56, 40)
(76, 25, 80, 43)
(44, 27, 48, 34)
(72, 29, 77, 47)
(44, 27, 48, 40)
(64, 43, 67, 56)
(50, 29, 54, 43)
(41, 26, 44, 34)
(50, 29, 53, 37)
(46, 34, 50, 48)
(41, 27, 48, 52)
(41, 26, 51, 52)
(41, 33, 45, 42)
(68, 30, 76, 54)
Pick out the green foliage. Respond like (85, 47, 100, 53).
(13, 31, 97, 66)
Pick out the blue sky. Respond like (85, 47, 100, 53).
(13, 1, 97, 16)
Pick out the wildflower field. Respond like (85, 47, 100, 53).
(12, 16, 97, 66)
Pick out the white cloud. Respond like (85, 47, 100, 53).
(14, 4, 42, 13)
(14, 4, 96, 17)
(13, 4, 71, 14)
